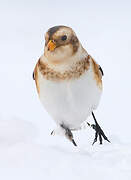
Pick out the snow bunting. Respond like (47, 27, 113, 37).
(33, 25, 110, 146)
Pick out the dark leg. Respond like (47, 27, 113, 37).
(91, 112, 110, 145)
(61, 124, 77, 146)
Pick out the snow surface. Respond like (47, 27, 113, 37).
(0, 0, 131, 179)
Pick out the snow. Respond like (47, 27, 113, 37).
(0, 0, 131, 179)
(0, 121, 131, 180)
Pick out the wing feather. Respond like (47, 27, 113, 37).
(99, 65, 104, 76)
(33, 59, 40, 94)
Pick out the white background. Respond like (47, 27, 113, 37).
(0, 0, 131, 179)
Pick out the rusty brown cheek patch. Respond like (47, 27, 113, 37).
(91, 56, 102, 89)
(38, 56, 90, 81)
(70, 36, 79, 54)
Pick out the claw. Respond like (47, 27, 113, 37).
(61, 124, 77, 147)
(51, 130, 55, 136)
(92, 132, 98, 145)
(91, 112, 110, 145)
(99, 134, 102, 145)
(72, 139, 77, 146)
(92, 123, 110, 145)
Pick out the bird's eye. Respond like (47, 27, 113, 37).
(61, 35, 67, 41)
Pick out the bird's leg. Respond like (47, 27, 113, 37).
(61, 124, 77, 147)
(88, 112, 110, 145)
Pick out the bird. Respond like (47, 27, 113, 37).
(33, 25, 110, 146)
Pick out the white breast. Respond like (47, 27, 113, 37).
(38, 64, 102, 129)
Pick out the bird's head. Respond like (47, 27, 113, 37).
(44, 25, 80, 64)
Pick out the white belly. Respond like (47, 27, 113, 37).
(38, 69, 102, 129)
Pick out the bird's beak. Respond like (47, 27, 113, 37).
(47, 40, 56, 51)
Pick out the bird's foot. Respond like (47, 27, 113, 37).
(87, 115, 110, 145)
(61, 124, 77, 147)
(90, 112, 110, 145)
(91, 122, 110, 145)
(51, 125, 77, 147)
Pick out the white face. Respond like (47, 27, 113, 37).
(44, 26, 79, 64)
(44, 43, 73, 63)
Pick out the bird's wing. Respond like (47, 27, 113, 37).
(33, 59, 40, 80)
(99, 65, 104, 77)
(32, 67, 36, 80)
(33, 59, 40, 94)
(33, 71, 35, 80)
(89, 55, 104, 78)
(89, 56, 103, 89)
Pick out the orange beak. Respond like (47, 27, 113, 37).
(47, 40, 56, 51)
